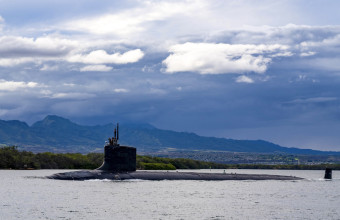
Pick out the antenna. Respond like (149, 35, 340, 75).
(117, 123, 119, 142)
(114, 128, 117, 140)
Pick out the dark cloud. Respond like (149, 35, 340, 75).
(1, 56, 340, 150)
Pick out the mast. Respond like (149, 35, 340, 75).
(117, 123, 119, 142)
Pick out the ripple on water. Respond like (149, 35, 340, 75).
(0, 169, 340, 219)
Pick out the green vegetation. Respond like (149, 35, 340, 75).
(1, 146, 340, 170)
(219, 164, 340, 170)
(136, 155, 228, 169)
(0, 146, 102, 169)
(137, 155, 340, 170)
(140, 162, 176, 170)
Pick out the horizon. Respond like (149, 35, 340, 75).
(1, 1, 340, 151)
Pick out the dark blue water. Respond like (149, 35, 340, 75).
(1, 169, 339, 219)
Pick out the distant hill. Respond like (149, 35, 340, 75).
(0, 115, 339, 155)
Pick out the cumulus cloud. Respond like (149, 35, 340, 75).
(60, 1, 337, 46)
(163, 42, 290, 74)
(208, 25, 340, 73)
(64, 1, 203, 36)
(80, 65, 113, 72)
(1, 0, 340, 150)
(68, 49, 144, 65)
(0, 36, 77, 58)
(236, 75, 254, 83)
(0, 36, 77, 67)
(0, 35, 144, 68)
(0, 79, 39, 91)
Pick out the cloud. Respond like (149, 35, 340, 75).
(0, 36, 77, 67)
(0, 36, 77, 58)
(300, 51, 316, 57)
(0, 57, 35, 67)
(63, 83, 76, 87)
(2, 1, 340, 151)
(40, 64, 59, 71)
(0, 35, 144, 68)
(64, 1, 203, 36)
(0, 15, 4, 31)
(80, 65, 113, 72)
(60, 0, 340, 47)
(51, 92, 95, 99)
(288, 97, 338, 104)
(114, 88, 128, 93)
(67, 49, 144, 65)
(0, 79, 39, 91)
(297, 57, 340, 72)
(163, 42, 290, 74)
(236, 75, 254, 84)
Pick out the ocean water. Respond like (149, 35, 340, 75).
(0, 169, 339, 220)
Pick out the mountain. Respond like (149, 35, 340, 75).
(0, 115, 339, 155)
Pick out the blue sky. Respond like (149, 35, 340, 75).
(1, 0, 340, 150)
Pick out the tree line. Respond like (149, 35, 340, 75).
(1, 146, 340, 170)
(0, 146, 102, 169)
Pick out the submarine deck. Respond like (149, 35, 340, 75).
(47, 170, 303, 181)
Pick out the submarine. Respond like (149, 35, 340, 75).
(48, 124, 303, 181)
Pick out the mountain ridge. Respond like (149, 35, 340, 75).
(0, 115, 339, 155)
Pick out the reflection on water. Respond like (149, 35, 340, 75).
(1, 169, 339, 219)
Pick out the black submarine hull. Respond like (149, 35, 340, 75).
(47, 170, 303, 181)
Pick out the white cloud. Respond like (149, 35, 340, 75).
(40, 64, 59, 71)
(236, 75, 254, 84)
(0, 35, 144, 68)
(0, 36, 77, 67)
(63, 83, 76, 87)
(270, 51, 293, 57)
(60, 0, 324, 46)
(51, 92, 95, 99)
(0, 57, 35, 67)
(300, 51, 316, 57)
(1, 2, 340, 77)
(80, 65, 113, 72)
(163, 42, 289, 74)
(0, 79, 39, 91)
(68, 49, 144, 65)
(0, 36, 77, 58)
(64, 1, 202, 36)
(114, 88, 128, 93)
(39, 89, 52, 96)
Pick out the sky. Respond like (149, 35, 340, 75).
(1, 0, 340, 151)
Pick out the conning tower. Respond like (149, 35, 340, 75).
(97, 123, 136, 172)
